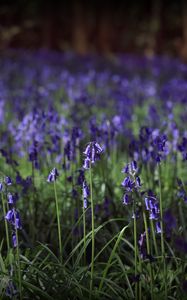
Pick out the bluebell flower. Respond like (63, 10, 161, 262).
(122, 161, 138, 175)
(4, 176, 12, 186)
(135, 176, 141, 189)
(156, 221, 161, 234)
(47, 168, 59, 182)
(144, 195, 160, 220)
(7, 193, 14, 204)
(83, 141, 104, 169)
(122, 194, 131, 205)
(5, 208, 22, 229)
(138, 231, 147, 259)
(121, 176, 134, 191)
(83, 199, 88, 209)
(12, 231, 17, 247)
(83, 157, 90, 170)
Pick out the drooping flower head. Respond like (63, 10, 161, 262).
(4, 176, 12, 186)
(83, 141, 104, 169)
(5, 208, 22, 230)
(47, 168, 59, 182)
(144, 191, 160, 221)
(122, 161, 138, 176)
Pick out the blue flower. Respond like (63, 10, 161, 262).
(12, 232, 17, 247)
(121, 176, 134, 191)
(122, 161, 138, 175)
(144, 194, 160, 220)
(47, 168, 59, 182)
(122, 194, 131, 205)
(4, 176, 12, 186)
(83, 141, 104, 169)
(5, 209, 22, 229)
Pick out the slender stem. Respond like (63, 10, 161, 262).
(83, 196, 86, 265)
(14, 212, 22, 300)
(133, 205, 138, 300)
(89, 165, 94, 299)
(150, 220, 158, 257)
(31, 162, 35, 241)
(138, 259, 142, 300)
(54, 180, 62, 262)
(143, 211, 154, 300)
(158, 164, 167, 299)
(1, 193, 10, 251)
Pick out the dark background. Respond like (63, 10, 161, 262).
(1, 0, 187, 60)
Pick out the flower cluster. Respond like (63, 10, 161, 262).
(121, 161, 141, 207)
(144, 194, 160, 220)
(1, 176, 22, 248)
(144, 191, 161, 233)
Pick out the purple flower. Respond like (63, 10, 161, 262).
(144, 195, 160, 220)
(83, 180, 90, 199)
(83, 199, 88, 209)
(4, 176, 12, 186)
(122, 161, 138, 175)
(121, 176, 134, 191)
(5, 208, 22, 229)
(7, 193, 14, 204)
(83, 180, 89, 209)
(156, 221, 161, 234)
(83, 141, 104, 169)
(122, 194, 131, 205)
(12, 232, 17, 247)
(47, 168, 59, 182)
(138, 231, 147, 259)
(83, 157, 90, 170)
(135, 176, 141, 188)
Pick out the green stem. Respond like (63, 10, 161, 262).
(1, 193, 10, 251)
(150, 220, 158, 257)
(133, 205, 138, 300)
(158, 164, 167, 299)
(143, 211, 154, 300)
(89, 165, 94, 299)
(83, 196, 86, 265)
(54, 180, 62, 263)
(14, 212, 22, 300)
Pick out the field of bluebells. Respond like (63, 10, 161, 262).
(1, 49, 187, 299)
